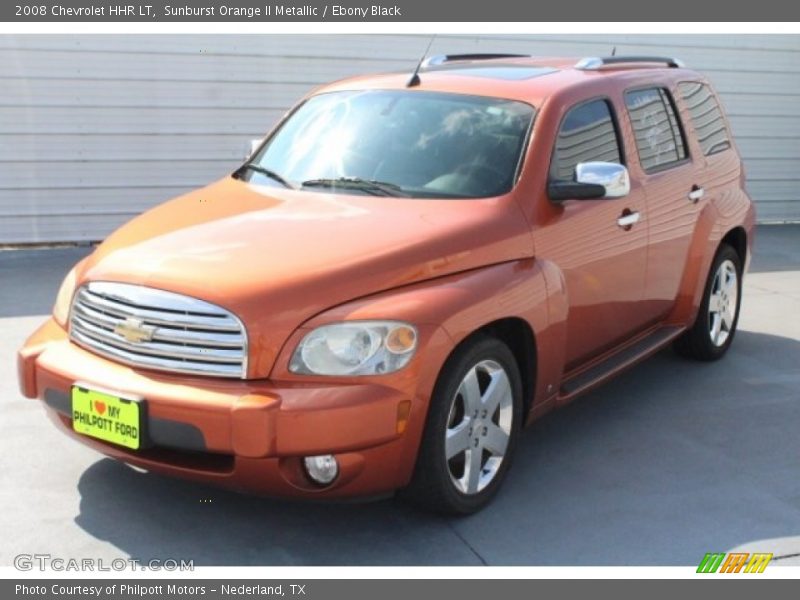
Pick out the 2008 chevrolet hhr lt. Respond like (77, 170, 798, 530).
(18, 55, 754, 514)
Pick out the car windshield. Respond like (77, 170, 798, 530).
(242, 90, 535, 199)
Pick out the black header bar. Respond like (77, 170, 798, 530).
(3, 0, 800, 22)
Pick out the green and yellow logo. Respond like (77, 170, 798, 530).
(697, 552, 773, 573)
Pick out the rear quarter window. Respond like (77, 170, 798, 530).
(678, 82, 732, 156)
(625, 87, 688, 173)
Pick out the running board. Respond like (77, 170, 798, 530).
(559, 325, 684, 401)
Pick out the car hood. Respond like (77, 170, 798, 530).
(79, 177, 532, 377)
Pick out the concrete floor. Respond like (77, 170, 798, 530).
(0, 225, 798, 566)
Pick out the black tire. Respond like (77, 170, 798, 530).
(401, 335, 523, 515)
(674, 243, 742, 361)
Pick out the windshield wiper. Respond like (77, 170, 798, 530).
(236, 163, 295, 189)
(301, 177, 405, 197)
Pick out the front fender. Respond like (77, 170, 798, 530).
(268, 259, 569, 476)
(277, 258, 567, 398)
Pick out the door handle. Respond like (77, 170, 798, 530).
(688, 185, 705, 203)
(617, 211, 641, 229)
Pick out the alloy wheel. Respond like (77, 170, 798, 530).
(444, 359, 514, 495)
(708, 258, 738, 347)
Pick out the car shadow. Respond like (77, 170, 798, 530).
(73, 460, 473, 566)
(73, 329, 800, 566)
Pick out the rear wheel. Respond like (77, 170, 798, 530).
(674, 243, 742, 361)
(402, 336, 523, 515)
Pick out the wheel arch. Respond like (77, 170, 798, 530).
(668, 208, 751, 326)
(721, 225, 748, 269)
(446, 317, 538, 419)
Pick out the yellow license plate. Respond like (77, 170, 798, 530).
(71, 385, 142, 450)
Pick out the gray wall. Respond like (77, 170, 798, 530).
(1, 34, 799, 243)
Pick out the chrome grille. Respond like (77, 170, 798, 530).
(69, 281, 248, 378)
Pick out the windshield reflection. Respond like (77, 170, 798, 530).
(244, 90, 535, 199)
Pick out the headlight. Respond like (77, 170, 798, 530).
(53, 266, 78, 328)
(290, 321, 418, 376)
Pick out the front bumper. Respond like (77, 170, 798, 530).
(18, 319, 440, 498)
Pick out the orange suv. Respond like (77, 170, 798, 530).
(18, 54, 754, 514)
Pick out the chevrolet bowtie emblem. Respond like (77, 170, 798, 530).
(113, 317, 156, 344)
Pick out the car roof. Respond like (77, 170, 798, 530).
(316, 55, 705, 106)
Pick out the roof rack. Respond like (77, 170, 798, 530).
(575, 56, 686, 70)
(422, 53, 531, 69)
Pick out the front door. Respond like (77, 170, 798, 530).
(533, 98, 650, 369)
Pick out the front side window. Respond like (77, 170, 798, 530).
(245, 90, 535, 199)
(625, 87, 688, 172)
(678, 82, 732, 156)
(550, 99, 622, 181)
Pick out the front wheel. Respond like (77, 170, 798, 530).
(674, 243, 743, 361)
(402, 336, 523, 515)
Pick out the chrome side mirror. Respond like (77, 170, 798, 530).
(245, 138, 264, 161)
(575, 162, 630, 198)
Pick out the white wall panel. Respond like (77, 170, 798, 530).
(1, 34, 798, 243)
